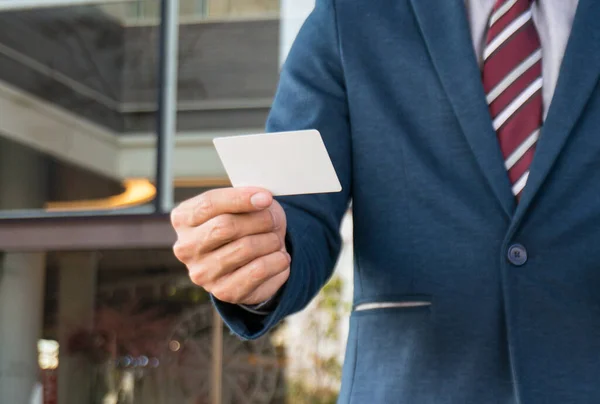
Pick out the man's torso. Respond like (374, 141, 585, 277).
(333, 0, 600, 402)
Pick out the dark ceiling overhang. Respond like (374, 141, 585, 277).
(0, 211, 175, 251)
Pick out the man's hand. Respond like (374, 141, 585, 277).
(171, 187, 290, 306)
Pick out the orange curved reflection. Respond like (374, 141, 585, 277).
(45, 178, 156, 211)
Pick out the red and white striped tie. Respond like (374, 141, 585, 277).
(483, 0, 543, 200)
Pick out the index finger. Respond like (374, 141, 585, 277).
(172, 187, 273, 228)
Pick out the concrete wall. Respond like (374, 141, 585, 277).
(122, 19, 278, 103)
(0, 7, 124, 130)
(0, 7, 279, 133)
(122, 18, 279, 132)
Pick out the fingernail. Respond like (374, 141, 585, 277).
(251, 192, 271, 208)
(284, 252, 292, 263)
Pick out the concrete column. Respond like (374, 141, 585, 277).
(57, 252, 98, 404)
(0, 253, 47, 403)
(0, 140, 48, 404)
(280, 0, 316, 66)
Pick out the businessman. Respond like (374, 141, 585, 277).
(171, 0, 600, 402)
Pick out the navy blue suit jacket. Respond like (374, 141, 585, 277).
(214, 0, 600, 402)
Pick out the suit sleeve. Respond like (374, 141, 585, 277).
(211, 0, 352, 340)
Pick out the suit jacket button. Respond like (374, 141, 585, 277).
(508, 244, 528, 266)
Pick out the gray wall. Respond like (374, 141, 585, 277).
(0, 7, 124, 130)
(123, 19, 279, 103)
(122, 19, 279, 132)
(0, 6, 279, 133)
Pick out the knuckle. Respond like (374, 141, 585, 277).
(248, 259, 268, 280)
(212, 286, 238, 304)
(258, 233, 281, 254)
(170, 206, 185, 228)
(172, 240, 191, 262)
(232, 192, 246, 209)
(209, 215, 236, 242)
(189, 272, 202, 287)
(281, 266, 291, 280)
(230, 237, 253, 261)
(277, 251, 291, 268)
(189, 263, 209, 286)
(269, 232, 283, 250)
(193, 195, 214, 223)
(243, 235, 259, 254)
(211, 251, 228, 274)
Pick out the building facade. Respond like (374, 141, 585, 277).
(0, 1, 353, 403)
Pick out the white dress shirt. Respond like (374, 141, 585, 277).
(464, 0, 579, 117)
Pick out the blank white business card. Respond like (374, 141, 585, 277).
(213, 130, 342, 196)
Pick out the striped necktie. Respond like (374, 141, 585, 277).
(482, 0, 543, 200)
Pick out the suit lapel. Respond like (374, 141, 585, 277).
(409, 0, 515, 219)
(514, 0, 600, 222)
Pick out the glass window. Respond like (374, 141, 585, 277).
(0, 0, 160, 215)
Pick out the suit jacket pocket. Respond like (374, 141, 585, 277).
(346, 294, 435, 403)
